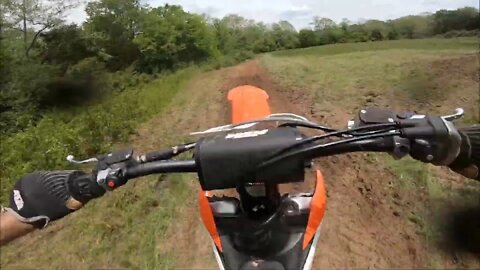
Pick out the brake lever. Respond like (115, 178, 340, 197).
(66, 155, 98, 164)
(441, 108, 464, 121)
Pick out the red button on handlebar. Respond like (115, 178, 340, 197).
(107, 181, 115, 188)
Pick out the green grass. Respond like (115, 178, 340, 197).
(0, 67, 199, 204)
(0, 67, 203, 268)
(0, 173, 192, 269)
(262, 40, 478, 118)
(0, 64, 224, 268)
(272, 38, 478, 58)
(262, 38, 480, 268)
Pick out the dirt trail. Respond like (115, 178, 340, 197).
(165, 59, 430, 269)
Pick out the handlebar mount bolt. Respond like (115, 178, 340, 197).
(426, 155, 434, 161)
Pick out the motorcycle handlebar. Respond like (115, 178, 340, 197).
(309, 136, 397, 157)
(121, 136, 397, 184)
(125, 160, 197, 179)
(96, 107, 473, 189)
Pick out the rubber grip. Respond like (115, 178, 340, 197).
(460, 125, 480, 165)
(144, 150, 173, 162)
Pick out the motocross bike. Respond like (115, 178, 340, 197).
(68, 85, 474, 270)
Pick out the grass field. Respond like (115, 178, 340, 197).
(272, 37, 478, 58)
(263, 38, 478, 120)
(1, 38, 479, 268)
(262, 37, 480, 267)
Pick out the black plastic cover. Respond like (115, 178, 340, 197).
(97, 148, 134, 170)
(212, 195, 313, 269)
(358, 107, 415, 125)
(195, 127, 306, 190)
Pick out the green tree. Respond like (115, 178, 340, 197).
(134, 5, 218, 73)
(364, 20, 389, 40)
(312, 17, 336, 31)
(84, 0, 142, 70)
(392, 15, 432, 39)
(5, 0, 79, 57)
(40, 24, 96, 73)
(298, 29, 319, 47)
(271, 21, 299, 49)
(432, 7, 480, 34)
(348, 24, 369, 42)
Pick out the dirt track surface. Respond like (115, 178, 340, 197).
(160, 59, 432, 269)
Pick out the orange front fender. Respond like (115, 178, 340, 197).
(227, 85, 271, 124)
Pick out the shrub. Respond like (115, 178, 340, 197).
(0, 68, 196, 204)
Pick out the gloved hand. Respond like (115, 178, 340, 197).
(449, 125, 480, 180)
(5, 170, 105, 228)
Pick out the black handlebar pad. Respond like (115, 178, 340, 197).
(195, 127, 306, 190)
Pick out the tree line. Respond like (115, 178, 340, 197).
(1, 0, 478, 134)
(299, 7, 479, 47)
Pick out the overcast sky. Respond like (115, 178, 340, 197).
(67, 0, 479, 30)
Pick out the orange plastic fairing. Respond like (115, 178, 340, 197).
(198, 190, 223, 251)
(303, 170, 327, 249)
(227, 85, 271, 124)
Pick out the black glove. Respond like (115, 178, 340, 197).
(449, 125, 480, 180)
(5, 170, 105, 228)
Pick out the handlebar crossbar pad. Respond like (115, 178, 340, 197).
(195, 127, 306, 190)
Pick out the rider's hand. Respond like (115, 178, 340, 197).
(4, 170, 105, 228)
(448, 125, 480, 180)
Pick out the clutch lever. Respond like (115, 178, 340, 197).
(66, 155, 98, 164)
(442, 108, 464, 121)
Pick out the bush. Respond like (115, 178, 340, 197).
(110, 68, 154, 91)
(36, 58, 109, 108)
(443, 30, 480, 38)
(234, 50, 255, 62)
(208, 50, 255, 70)
(0, 60, 59, 134)
(0, 68, 196, 203)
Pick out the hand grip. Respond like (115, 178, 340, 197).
(450, 125, 480, 180)
(460, 125, 480, 165)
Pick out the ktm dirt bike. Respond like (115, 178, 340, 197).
(68, 85, 470, 270)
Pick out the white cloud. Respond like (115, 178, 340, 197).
(67, 0, 479, 29)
